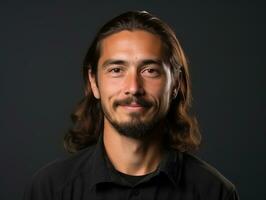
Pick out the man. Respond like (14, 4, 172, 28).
(24, 11, 239, 200)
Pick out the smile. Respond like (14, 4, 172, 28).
(119, 104, 146, 112)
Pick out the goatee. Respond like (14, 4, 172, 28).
(108, 112, 162, 139)
(102, 96, 163, 139)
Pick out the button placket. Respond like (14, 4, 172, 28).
(127, 188, 141, 200)
(132, 188, 139, 196)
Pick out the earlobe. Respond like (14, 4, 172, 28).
(172, 88, 178, 99)
(88, 70, 100, 99)
(171, 76, 181, 100)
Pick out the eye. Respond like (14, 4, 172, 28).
(107, 66, 124, 77)
(111, 68, 121, 73)
(142, 66, 161, 78)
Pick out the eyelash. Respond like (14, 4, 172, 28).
(110, 68, 122, 73)
(107, 67, 124, 77)
(141, 67, 161, 77)
(107, 66, 161, 78)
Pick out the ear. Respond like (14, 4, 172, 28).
(88, 69, 100, 99)
(171, 70, 182, 98)
(175, 77, 181, 93)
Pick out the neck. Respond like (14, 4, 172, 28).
(103, 120, 164, 176)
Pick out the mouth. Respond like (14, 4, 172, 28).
(120, 103, 145, 111)
(113, 97, 153, 111)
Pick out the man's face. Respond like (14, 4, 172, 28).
(89, 30, 176, 139)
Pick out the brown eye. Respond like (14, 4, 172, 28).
(111, 68, 121, 73)
(108, 66, 124, 77)
(142, 67, 161, 78)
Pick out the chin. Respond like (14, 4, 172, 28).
(110, 116, 162, 139)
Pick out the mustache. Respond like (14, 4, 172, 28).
(113, 97, 154, 108)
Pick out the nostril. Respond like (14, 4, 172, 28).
(124, 89, 145, 97)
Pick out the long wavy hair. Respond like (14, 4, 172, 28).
(64, 11, 201, 153)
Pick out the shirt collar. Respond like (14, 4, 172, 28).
(157, 147, 183, 187)
(87, 133, 113, 188)
(87, 133, 183, 189)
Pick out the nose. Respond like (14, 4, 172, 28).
(124, 71, 144, 96)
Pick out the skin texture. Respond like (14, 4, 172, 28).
(89, 30, 177, 175)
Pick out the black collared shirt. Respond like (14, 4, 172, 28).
(23, 135, 239, 200)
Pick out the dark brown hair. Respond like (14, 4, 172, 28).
(64, 11, 201, 153)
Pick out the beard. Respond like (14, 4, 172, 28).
(101, 96, 165, 139)
(107, 112, 162, 139)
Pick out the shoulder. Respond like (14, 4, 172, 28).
(181, 152, 234, 188)
(180, 152, 238, 199)
(23, 145, 96, 199)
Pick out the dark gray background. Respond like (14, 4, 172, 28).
(1, 1, 265, 199)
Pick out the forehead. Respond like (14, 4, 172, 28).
(98, 30, 164, 66)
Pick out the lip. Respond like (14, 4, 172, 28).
(120, 104, 145, 111)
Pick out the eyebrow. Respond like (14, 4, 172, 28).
(101, 58, 163, 69)
(141, 59, 163, 66)
(102, 59, 128, 69)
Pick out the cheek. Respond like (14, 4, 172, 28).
(146, 80, 172, 111)
(146, 79, 172, 98)
(98, 77, 122, 101)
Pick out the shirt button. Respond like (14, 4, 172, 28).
(132, 189, 139, 196)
